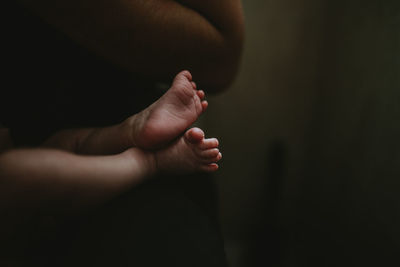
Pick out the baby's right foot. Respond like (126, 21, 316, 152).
(126, 70, 208, 150)
(152, 128, 222, 174)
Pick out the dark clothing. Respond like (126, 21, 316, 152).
(6, 175, 225, 267)
(2, 3, 227, 266)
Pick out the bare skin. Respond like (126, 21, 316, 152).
(0, 71, 222, 219)
(47, 71, 209, 154)
(15, 0, 244, 91)
(0, 70, 222, 267)
(155, 127, 221, 173)
(0, 128, 220, 215)
(0, 69, 224, 267)
(128, 70, 208, 149)
(0, 128, 221, 265)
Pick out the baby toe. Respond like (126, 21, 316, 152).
(178, 70, 192, 81)
(200, 148, 220, 158)
(200, 163, 219, 172)
(199, 138, 219, 150)
(200, 100, 208, 113)
(212, 152, 222, 162)
(185, 128, 204, 144)
(197, 90, 205, 99)
(201, 152, 222, 164)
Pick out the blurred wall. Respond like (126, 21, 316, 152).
(205, 0, 400, 266)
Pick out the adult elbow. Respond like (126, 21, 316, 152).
(198, 32, 244, 94)
(208, 55, 242, 93)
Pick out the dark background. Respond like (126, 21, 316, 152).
(204, 0, 400, 266)
(2, 0, 400, 266)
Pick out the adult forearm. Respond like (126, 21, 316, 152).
(16, 0, 244, 92)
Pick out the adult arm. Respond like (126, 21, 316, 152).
(16, 0, 245, 92)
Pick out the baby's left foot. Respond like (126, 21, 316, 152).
(153, 127, 222, 174)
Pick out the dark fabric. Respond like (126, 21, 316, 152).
(2, 3, 226, 266)
(59, 176, 226, 267)
(6, 175, 226, 267)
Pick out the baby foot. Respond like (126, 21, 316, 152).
(127, 70, 208, 149)
(154, 127, 222, 174)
